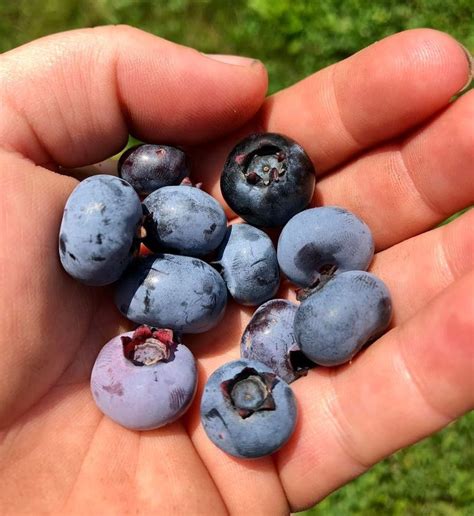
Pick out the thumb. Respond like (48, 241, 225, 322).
(0, 25, 268, 167)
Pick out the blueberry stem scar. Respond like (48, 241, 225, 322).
(221, 133, 316, 227)
(240, 144, 287, 186)
(220, 367, 277, 418)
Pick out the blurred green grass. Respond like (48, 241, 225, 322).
(0, 1, 472, 514)
(309, 413, 474, 516)
(1, 0, 472, 94)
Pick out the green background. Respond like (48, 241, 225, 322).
(1, 1, 472, 514)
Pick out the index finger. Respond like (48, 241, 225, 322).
(191, 29, 469, 203)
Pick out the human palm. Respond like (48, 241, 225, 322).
(0, 26, 472, 514)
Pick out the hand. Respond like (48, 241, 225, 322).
(0, 26, 472, 515)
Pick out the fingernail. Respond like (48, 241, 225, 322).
(457, 43, 473, 94)
(205, 53, 261, 67)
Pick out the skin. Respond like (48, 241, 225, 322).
(0, 26, 472, 515)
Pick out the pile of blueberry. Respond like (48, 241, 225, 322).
(58, 133, 392, 459)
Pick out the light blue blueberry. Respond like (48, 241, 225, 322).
(143, 185, 227, 256)
(277, 206, 374, 288)
(214, 224, 280, 306)
(59, 175, 143, 286)
(294, 270, 392, 366)
(115, 254, 227, 333)
(200, 359, 297, 459)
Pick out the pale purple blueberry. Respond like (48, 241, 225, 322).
(241, 299, 314, 383)
(91, 326, 197, 430)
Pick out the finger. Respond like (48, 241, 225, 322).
(183, 303, 290, 515)
(0, 151, 115, 427)
(190, 28, 470, 204)
(0, 385, 226, 515)
(183, 213, 474, 513)
(314, 90, 474, 250)
(186, 211, 474, 512)
(62, 416, 226, 514)
(276, 271, 474, 511)
(262, 29, 470, 172)
(185, 362, 290, 515)
(0, 26, 267, 167)
(370, 208, 474, 325)
(62, 157, 120, 181)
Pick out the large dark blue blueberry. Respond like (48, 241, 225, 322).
(241, 299, 314, 383)
(118, 144, 188, 196)
(142, 185, 227, 257)
(214, 224, 279, 306)
(294, 271, 392, 366)
(58, 175, 143, 286)
(220, 133, 315, 227)
(115, 254, 227, 333)
(91, 326, 197, 430)
(277, 206, 374, 288)
(200, 359, 297, 458)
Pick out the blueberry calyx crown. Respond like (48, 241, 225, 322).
(220, 367, 277, 419)
(122, 325, 177, 366)
(234, 143, 287, 186)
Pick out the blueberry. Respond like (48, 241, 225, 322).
(91, 326, 197, 430)
(115, 254, 227, 333)
(213, 224, 279, 306)
(294, 271, 392, 366)
(118, 144, 188, 196)
(142, 185, 227, 257)
(277, 206, 374, 288)
(241, 299, 314, 383)
(220, 133, 315, 227)
(58, 175, 143, 286)
(200, 359, 297, 459)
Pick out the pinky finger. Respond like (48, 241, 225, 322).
(277, 270, 474, 511)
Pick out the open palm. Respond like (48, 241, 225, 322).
(0, 26, 472, 514)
